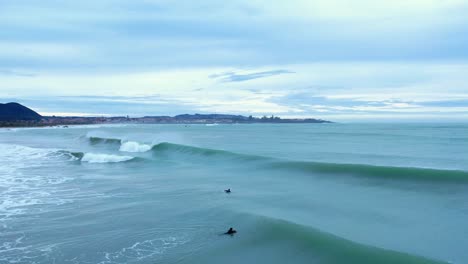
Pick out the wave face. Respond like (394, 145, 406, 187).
(87, 136, 153, 153)
(152, 142, 244, 157)
(88, 136, 122, 145)
(252, 217, 445, 264)
(81, 136, 468, 182)
(150, 142, 268, 164)
(268, 160, 468, 182)
(187, 215, 447, 264)
(148, 141, 468, 182)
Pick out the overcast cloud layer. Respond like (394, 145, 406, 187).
(1, 0, 468, 121)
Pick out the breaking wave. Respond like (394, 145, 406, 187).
(81, 153, 135, 163)
(87, 136, 153, 153)
(119, 141, 152, 153)
(0, 144, 74, 221)
(83, 136, 468, 182)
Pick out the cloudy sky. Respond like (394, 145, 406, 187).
(1, 0, 468, 121)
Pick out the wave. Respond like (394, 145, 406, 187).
(83, 137, 468, 182)
(269, 161, 468, 182)
(79, 153, 135, 163)
(88, 136, 122, 145)
(0, 141, 137, 165)
(151, 142, 265, 162)
(0, 144, 74, 221)
(0, 143, 78, 169)
(0, 143, 55, 160)
(67, 151, 137, 163)
(86, 135, 230, 156)
(235, 215, 448, 264)
(149, 142, 468, 182)
(87, 136, 153, 153)
(119, 141, 152, 153)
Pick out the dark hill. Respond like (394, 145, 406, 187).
(0, 102, 42, 121)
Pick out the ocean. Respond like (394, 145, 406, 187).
(1, 123, 467, 264)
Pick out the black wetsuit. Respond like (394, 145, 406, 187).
(225, 228, 237, 235)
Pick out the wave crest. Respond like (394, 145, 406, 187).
(119, 141, 152, 153)
(269, 161, 468, 182)
(150, 142, 468, 182)
(88, 136, 122, 145)
(84, 137, 468, 182)
(86, 136, 153, 153)
(81, 153, 134, 163)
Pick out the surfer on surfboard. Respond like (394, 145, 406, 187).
(225, 227, 237, 235)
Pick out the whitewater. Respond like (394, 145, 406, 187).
(1, 123, 468, 264)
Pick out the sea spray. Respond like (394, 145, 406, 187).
(81, 153, 134, 163)
(119, 141, 152, 153)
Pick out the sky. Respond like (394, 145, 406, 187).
(1, 0, 468, 121)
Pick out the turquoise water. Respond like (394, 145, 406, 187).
(1, 123, 468, 264)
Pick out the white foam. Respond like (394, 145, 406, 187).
(0, 143, 56, 161)
(205, 123, 219, 126)
(98, 236, 188, 264)
(81, 153, 134, 163)
(119, 141, 152, 153)
(0, 233, 58, 264)
(0, 143, 62, 176)
(0, 144, 75, 221)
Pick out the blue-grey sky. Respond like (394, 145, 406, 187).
(1, 0, 468, 121)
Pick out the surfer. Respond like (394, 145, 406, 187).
(224, 188, 231, 193)
(225, 227, 237, 235)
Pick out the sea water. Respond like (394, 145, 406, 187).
(1, 123, 467, 264)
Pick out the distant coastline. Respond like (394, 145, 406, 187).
(0, 114, 332, 128)
(0, 102, 332, 127)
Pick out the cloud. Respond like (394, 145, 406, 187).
(209, 69, 294, 82)
(1, 1, 468, 120)
(2, 0, 468, 71)
(2, 62, 468, 121)
(0, 69, 35, 77)
(417, 99, 468, 107)
(257, 0, 467, 20)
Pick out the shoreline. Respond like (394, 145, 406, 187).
(0, 121, 333, 129)
(0, 115, 332, 128)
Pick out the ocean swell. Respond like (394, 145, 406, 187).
(268, 161, 468, 182)
(150, 142, 468, 182)
(151, 142, 265, 162)
(84, 137, 468, 182)
(237, 215, 448, 264)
